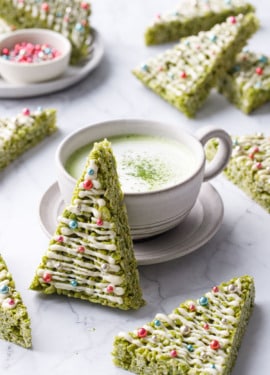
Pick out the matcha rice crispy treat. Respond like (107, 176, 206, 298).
(145, 0, 255, 46)
(133, 13, 259, 118)
(217, 50, 270, 113)
(0, 0, 91, 65)
(206, 134, 270, 213)
(113, 275, 255, 375)
(30, 140, 145, 310)
(0, 107, 57, 171)
(0, 254, 31, 348)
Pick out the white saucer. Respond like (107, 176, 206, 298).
(0, 28, 104, 98)
(39, 182, 223, 266)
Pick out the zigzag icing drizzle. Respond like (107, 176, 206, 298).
(0, 262, 18, 310)
(37, 157, 125, 305)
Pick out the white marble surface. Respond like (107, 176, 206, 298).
(0, 1, 270, 374)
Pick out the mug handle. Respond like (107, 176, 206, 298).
(195, 126, 232, 182)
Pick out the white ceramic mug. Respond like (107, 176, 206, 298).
(55, 119, 231, 239)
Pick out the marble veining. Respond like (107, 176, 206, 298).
(0, 0, 270, 374)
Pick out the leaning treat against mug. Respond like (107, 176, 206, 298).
(30, 139, 145, 310)
(206, 134, 270, 213)
(217, 50, 270, 114)
(0, 254, 32, 348)
(0, 0, 91, 65)
(0, 107, 57, 171)
(112, 275, 255, 375)
(144, 0, 254, 45)
(133, 13, 259, 118)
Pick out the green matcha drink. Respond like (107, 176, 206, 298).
(65, 135, 197, 193)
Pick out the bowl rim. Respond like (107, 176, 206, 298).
(0, 28, 71, 68)
(55, 118, 206, 197)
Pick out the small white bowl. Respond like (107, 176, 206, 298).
(0, 28, 71, 84)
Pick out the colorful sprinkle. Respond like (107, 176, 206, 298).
(189, 303, 196, 311)
(212, 286, 219, 293)
(180, 71, 187, 78)
(22, 108, 30, 116)
(8, 298, 15, 306)
(106, 285, 114, 293)
(83, 179, 93, 190)
(255, 67, 264, 75)
(41, 2, 49, 12)
(81, 1, 90, 10)
(137, 328, 148, 338)
(141, 64, 149, 72)
(101, 263, 109, 271)
(87, 168, 95, 176)
(42, 272, 52, 283)
(170, 349, 178, 358)
(199, 296, 208, 306)
(187, 344, 194, 352)
(70, 279, 78, 287)
(154, 319, 161, 327)
(258, 55, 268, 64)
(209, 34, 217, 42)
(77, 246, 85, 253)
(203, 323, 210, 330)
(0, 42, 61, 63)
(96, 218, 103, 226)
(69, 220, 78, 229)
(228, 16, 237, 24)
(75, 23, 84, 32)
(255, 162, 262, 169)
(210, 340, 220, 350)
(0, 285, 9, 294)
(56, 235, 64, 243)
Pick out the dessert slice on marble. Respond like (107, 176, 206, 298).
(30, 140, 145, 310)
(145, 0, 255, 45)
(112, 275, 255, 374)
(0, 0, 91, 64)
(0, 254, 31, 348)
(217, 50, 270, 113)
(206, 134, 270, 213)
(0, 107, 57, 171)
(133, 13, 259, 118)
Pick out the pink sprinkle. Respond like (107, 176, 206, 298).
(256, 67, 263, 75)
(256, 162, 262, 169)
(57, 235, 64, 243)
(8, 299, 15, 306)
(170, 350, 178, 358)
(137, 328, 147, 338)
(77, 246, 85, 253)
(41, 2, 49, 12)
(96, 218, 103, 226)
(189, 303, 196, 311)
(212, 286, 219, 293)
(229, 16, 237, 24)
(22, 108, 30, 116)
(81, 2, 90, 10)
(180, 71, 187, 78)
(2, 48, 9, 55)
(83, 180, 93, 190)
(203, 323, 210, 330)
(107, 285, 114, 293)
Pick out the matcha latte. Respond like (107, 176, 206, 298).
(65, 135, 197, 193)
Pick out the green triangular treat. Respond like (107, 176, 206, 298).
(0, 107, 57, 171)
(217, 50, 270, 113)
(145, 0, 255, 45)
(30, 140, 145, 310)
(134, 13, 259, 118)
(113, 275, 254, 374)
(0, 255, 32, 348)
(206, 134, 270, 213)
(0, 0, 91, 65)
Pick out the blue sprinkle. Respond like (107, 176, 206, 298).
(36, 106, 43, 112)
(187, 344, 194, 352)
(88, 168, 95, 176)
(154, 319, 161, 327)
(70, 279, 78, 287)
(232, 139, 239, 146)
(44, 47, 52, 54)
(75, 23, 84, 32)
(184, 40, 190, 46)
(141, 64, 149, 72)
(224, 0, 231, 4)
(0, 285, 9, 294)
(1, 55, 9, 60)
(211, 364, 216, 369)
(258, 55, 268, 64)
(199, 296, 209, 306)
(233, 65, 241, 72)
(254, 81, 262, 89)
(209, 34, 217, 42)
(168, 72, 175, 79)
(69, 220, 78, 229)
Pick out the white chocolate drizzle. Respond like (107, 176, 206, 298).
(0, 261, 17, 310)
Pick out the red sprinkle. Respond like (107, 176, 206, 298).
(256, 67, 263, 75)
(41, 2, 50, 12)
(42, 272, 52, 283)
(96, 218, 103, 226)
(8, 299, 15, 306)
(210, 340, 220, 350)
(170, 349, 178, 358)
(81, 1, 90, 10)
(77, 246, 85, 253)
(180, 71, 187, 78)
(137, 328, 148, 338)
(203, 323, 210, 330)
(106, 285, 114, 293)
(189, 303, 196, 312)
(212, 286, 219, 293)
(83, 179, 93, 190)
(56, 235, 64, 243)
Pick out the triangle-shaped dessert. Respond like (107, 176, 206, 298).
(217, 50, 270, 113)
(0, 254, 32, 348)
(134, 13, 259, 117)
(30, 140, 145, 310)
(0, 107, 57, 171)
(145, 0, 255, 45)
(0, 0, 91, 64)
(206, 134, 270, 213)
(113, 275, 254, 374)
